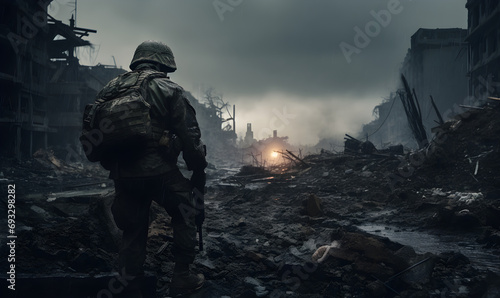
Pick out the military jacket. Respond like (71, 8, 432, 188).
(100, 63, 206, 179)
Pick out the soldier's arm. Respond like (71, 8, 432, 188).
(149, 79, 207, 171)
(174, 93, 207, 171)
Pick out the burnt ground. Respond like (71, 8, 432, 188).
(1, 106, 500, 297)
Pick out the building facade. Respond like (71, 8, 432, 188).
(402, 28, 469, 124)
(0, 0, 124, 159)
(466, 0, 500, 100)
(361, 28, 469, 148)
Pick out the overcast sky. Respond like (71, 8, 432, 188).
(53, 0, 467, 145)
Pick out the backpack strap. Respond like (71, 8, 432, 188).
(135, 70, 167, 93)
(135, 70, 169, 140)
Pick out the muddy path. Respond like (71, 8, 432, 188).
(2, 108, 500, 297)
(1, 153, 500, 297)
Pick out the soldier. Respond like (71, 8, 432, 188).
(98, 40, 207, 297)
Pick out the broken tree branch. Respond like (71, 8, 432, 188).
(286, 149, 309, 167)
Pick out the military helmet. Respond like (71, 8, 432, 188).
(129, 40, 177, 72)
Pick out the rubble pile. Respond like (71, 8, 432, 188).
(423, 106, 500, 190)
(1, 107, 500, 297)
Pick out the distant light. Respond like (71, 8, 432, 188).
(271, 151, 279, 158)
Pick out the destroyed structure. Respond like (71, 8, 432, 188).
(184, 89, 238, 164)
(243, 123, 255, 146)
(241, 128, 297, 168)
(362, 1, 500, 149)
(361, 28, 468, 148)
(466, 0, 500, 100)
(0, 1, 238, 165)
(0, 1, 125, 160)
(1, 1, 499, 297)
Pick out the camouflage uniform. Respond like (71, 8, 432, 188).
(99, 42, 206, 293)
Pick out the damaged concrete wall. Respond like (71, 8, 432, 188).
(402, 28, 468, 131)
(361, 28, 468, 149)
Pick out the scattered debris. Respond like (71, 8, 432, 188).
(303, 194, 323, 217)
(1, 105, 500, 297)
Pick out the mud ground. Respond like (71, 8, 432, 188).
(1, 106, 500, 297)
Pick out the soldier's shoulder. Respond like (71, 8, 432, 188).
(150, 76, 185, 94)
(97, 71, 140, 99)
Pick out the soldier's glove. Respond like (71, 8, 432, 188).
(191, 170, 206, 226)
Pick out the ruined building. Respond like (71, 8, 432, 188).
(362, 0, 500, 149)
(243, 123, 255, 146)
(0, 0, 124, 160)
(183, 90, 238, 163)
(361, 28, 468, 148)
(242, 130, 293, 167)
(401, 28, 469, 121)
(0, 1, 237, 164)
(466, 0, 500, 99)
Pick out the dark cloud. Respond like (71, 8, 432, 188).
(64, 0, 466, 144)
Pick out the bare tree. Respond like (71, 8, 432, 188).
(203, 87, 234, 130)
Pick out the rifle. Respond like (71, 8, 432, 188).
(191, 170, 206, 251)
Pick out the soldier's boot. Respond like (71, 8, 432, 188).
(170, 263, 205, 293)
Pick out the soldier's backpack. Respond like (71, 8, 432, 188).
(79, 70, 167, 162)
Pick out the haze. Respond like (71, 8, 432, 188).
(53, 0, 467, 145)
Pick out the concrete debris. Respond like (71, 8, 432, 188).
(448, 192, 484, 205)
(2, 104, 500, 298)
(303, 194, 323, 217)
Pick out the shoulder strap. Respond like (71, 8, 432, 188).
(135, 70, 167, 92)
(136, 70, 169, 138)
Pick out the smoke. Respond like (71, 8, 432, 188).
(69, 0, 466, 145)
(233, 93, 381, 145)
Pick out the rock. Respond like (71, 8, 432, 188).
(303, 194, 323, 217)
(244, 277, 268, 297)
(246, 251, 265, 262)
(394, 245, 417, 262)
(262, 257, 278, 270)
(327, 247, 359, 262)
(31, 205, 50, 216)
(441, 252, 470, 267)
(360, 171, 373, 177)
(341, 232, 407, 272)
(366, 280, 387, 297)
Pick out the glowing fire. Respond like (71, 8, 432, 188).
(271, 151, 279, 158)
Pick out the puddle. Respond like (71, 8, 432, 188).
(357, 224, 500, 273)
